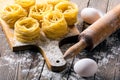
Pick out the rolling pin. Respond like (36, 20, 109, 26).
(63, 4, 120, 59)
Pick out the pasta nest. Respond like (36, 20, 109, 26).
(42, 11, 68, 39)
(29, 4, 53, 24)
(55, 1, 78, 25)
(14, 17, 40, 43)
(1, 4, 27, 28)
(46, 0, 69, 6)
(15, 0, 35, 10)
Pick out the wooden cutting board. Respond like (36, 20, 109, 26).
(0, 0, 80, 72)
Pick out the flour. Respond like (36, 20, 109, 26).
(111, 46, 120, 55)
(0, 34, 120, 80)
(98, 57, 108, 66)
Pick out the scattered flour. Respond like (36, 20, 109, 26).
(98, 57, 108, 67)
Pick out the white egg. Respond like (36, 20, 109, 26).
(74, 58, 98, 77)
(81, 8, 103, 24)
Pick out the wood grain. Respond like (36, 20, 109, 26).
(0, 39, 45, 80)
(0, 26, 3, 34)
(0, 58, 17, 80)
(0, 0, 80, 72)
(0, 0, 120, 80)
(86, 0, 120, 80)
(95, 0, 120, 80)
(107, 0, 120, 11)
(41, 0, 90, 80)
(88, 0, 109, 13)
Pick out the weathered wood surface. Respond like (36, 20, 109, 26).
(0, 0, 120, 80)
(0, 0, 80, 72)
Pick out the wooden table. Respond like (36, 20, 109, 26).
(0, 0, 120, 80)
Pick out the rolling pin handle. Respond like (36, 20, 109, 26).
(63, 38, 87, 59)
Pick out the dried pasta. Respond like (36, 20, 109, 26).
(15, 0, 35, 10)
(55, 1, 78, 25)
(14, 17, 40, 43)
(0, 0, 79, 42)
(1, 4, 27, 28)
(46, 0, 69, 6)
(42, 11, 68, 39)
(29, 3, 53, 25)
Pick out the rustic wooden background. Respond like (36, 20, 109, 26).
(0, 0, 120, 80)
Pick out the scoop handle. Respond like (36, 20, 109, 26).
(38, 41, 66, 72)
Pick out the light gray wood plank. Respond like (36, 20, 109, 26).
(0, 26, 3, 34)
(86, 0, 120, 80)
(74, 0, 109, 80)
(71, 0, 90, 32)
(0, 34, 10, 56)
(0, 0, 120, 80)
(88, 0, 109, 13)
(0, 58, 17, 80)
(0, 32, 45, 80)
(94, 0, 120, 80)
(114, 54, 120, 80)
(25, 52, 45, 80)
(0, 49, 45, 80)
(107, 0, 120, 11)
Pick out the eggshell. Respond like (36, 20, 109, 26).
(74, 58, 98, 77)
(81, 8, 103, 24)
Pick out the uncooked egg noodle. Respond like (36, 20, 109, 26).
(0, 0, 78, 43)
(0, 4, 27, 28)
(55, 1, 78, 25)
(46, 0, 69, 6)
(42, 11, 68, 39)
(14, 17, 40, 43)
(29, 3, 53, 23)
(14, 0, 35, 9)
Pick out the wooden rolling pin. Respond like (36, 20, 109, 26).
(63, 4, 120, 59)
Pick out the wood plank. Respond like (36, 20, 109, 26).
(0, 57, 17, 80)
(0, 0, 80, 72)
(95, 36, 120, 80)
(0, 0, 81, 79)
(41, 44, 72, 80)
(95, 0, 120, 79)
(40, 0, 90, 79)
(114, 54, 120, 80)
(0, 0, 120, 80)
(0, 57, 22, 80)
(0, 0, 79, 72)
(0, 34, 10, 56)
(71, 0, 90, 32)
(0, 34, 45, 80)
(0, 26, 3, 34)
(107, 0, 120, 11)
(86, 0, 108, 79)
(0, 31, 46, 80)
(1, 50, 45, 80)
(88, 0, 108, 13)
(73, 0, 109, 80)
(25, 52, 45, 80)
(92, 0, 120, 80)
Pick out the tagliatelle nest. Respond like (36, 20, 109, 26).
(46, 0, 69, 6)
(55, 1, 78, 25)
(15, 0, 35, 10)
(42, 11, 68, 39)
(29, 3, 53, 25)
(0, 0, 78, 42)
(14, 17, 40, 43)
(1, 4, 27, 28)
